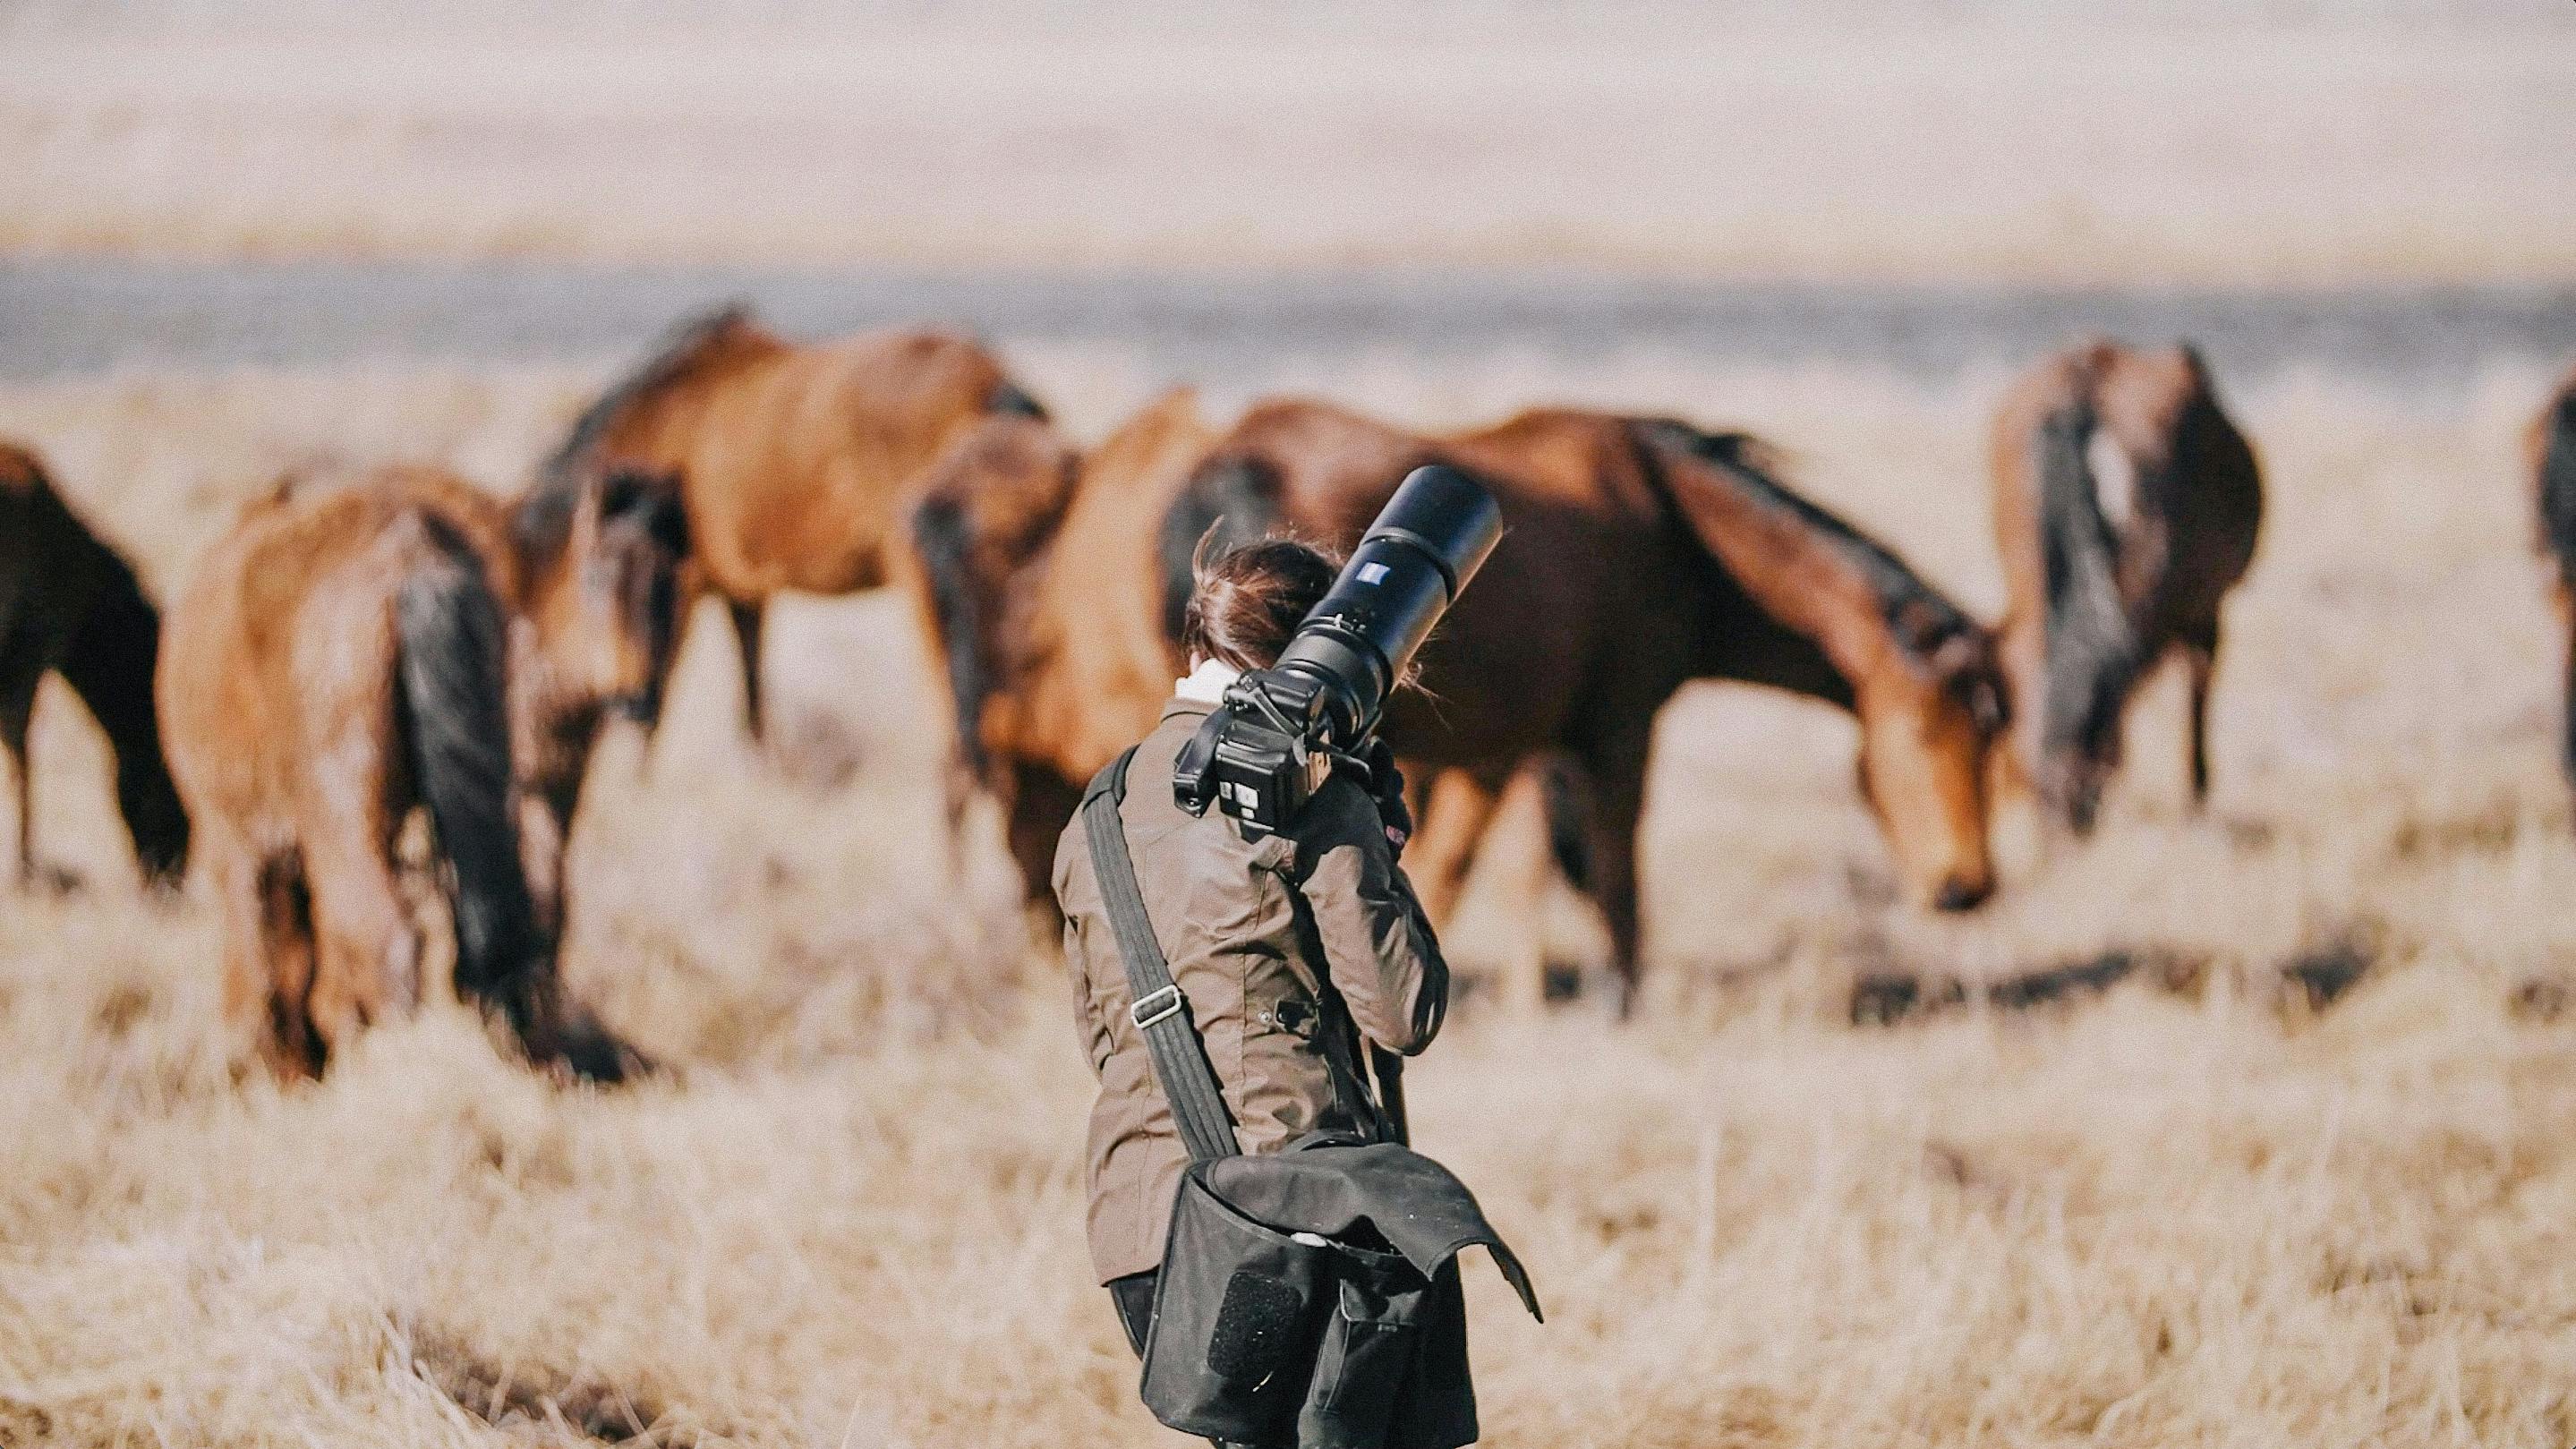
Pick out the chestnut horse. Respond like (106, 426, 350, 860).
(0, 442, 188, 889)
(1157, 402, 2009, 1007)
(2533, 364, 2576, 790)
(908, 389, 1216, 917)
(538, 304, 1045, 742)
(159, 463, 687, 1080)
(1990, 340, 2262, 833)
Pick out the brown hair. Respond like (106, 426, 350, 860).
(1181, 534, 1341, 672)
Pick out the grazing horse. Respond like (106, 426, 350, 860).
(539, 303, 1045, 743)
(158, 463, 687, 1081)
(910, 396, 2006, 1005)
(0, 442, 189, 890)
(1990, 340, 2262, 833)
(1156, 402, 2008, 1007)
(908, 389, 1216, 919)
(2533, 365, 2576, 789)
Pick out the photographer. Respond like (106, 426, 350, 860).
(1053, 535, 1449, 1359)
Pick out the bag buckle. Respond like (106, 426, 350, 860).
(1130, 984, 1184, 1029)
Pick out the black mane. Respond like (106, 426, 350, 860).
(1633, 418, 1983, 662)
(519, 303, 752, 562)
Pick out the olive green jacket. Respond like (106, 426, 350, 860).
(1053, 696, 1449, 1284)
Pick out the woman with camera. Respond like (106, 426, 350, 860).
(1053, 535, 1450, 1357)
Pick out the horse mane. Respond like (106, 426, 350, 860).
(520, 302, 756, 563)
(2030, 396, 2145, 780)
(2538, 381, 2576, 592)
(1631, 418, 1986, 669)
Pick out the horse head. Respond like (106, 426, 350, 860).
(519, 465, 692, 731)
(1856, 600, 2009, 913)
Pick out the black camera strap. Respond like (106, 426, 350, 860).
(1082, 748, 1240, 1165)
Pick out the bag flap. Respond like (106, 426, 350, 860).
(1204, 1142, 1543, 1323)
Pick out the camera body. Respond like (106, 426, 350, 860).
(1174, 464, 1502, 834)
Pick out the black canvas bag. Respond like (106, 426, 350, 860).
(1080, 750, 1540, 1449)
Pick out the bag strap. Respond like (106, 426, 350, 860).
(1370, 1047, 1410, 1147)
(1081, 747, 1240, 1164)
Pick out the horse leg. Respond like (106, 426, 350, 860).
(225, 844, 324, 1080)
(1009, 764, 1083, 947)
(728, 596, 767, 746)
(516, 771, 581, 943)
(296, 729, 418, 1064)
(2181, 617, 2220, 808)
(302, 823, 417, 1069)
(1572, 733, 1653, 1019)
(0, 647, 42, 891)
(1405, 765, 1523, 1010)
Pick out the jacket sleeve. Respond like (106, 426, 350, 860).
(1290, 777, 1449, 1055)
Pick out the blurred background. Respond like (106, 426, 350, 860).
(8, 4, 2576, 1446)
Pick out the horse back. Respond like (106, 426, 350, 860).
(658, 329, 1027, 596)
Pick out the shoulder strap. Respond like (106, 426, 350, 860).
(1081, 747, 1240, 1163)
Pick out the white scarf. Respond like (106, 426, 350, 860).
(1174, 658, 1241, 705)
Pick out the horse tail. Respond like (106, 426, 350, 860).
(54, 546, 190, 885)
(392, 515, 616, 1078)
(2032, 397, 2142, 827)
(1157, 454, 1284, 643)
(2538, 385, 2576, 783)
(908, 489, 994, 837)
(985, 377, 1049, 422)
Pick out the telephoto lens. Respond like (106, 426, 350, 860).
(1275, 464, 1503, 745)
(1174, 464, 1502, 833)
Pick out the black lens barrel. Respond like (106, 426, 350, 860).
(1272, 465, 1502, 744)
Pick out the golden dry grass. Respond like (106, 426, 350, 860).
(6, 353, 2576, 1446)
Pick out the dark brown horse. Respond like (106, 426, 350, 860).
(0, 441, 188, 890)
(540, 304, 1045, 742)
(1990, 340, 2262, 833)
(910, 396, 2007, 1008)
(159, 463, 687, 1081)
(1159, 402, 2009, 1007)
(2532, 364, 2576, 790)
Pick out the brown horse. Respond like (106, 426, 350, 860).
(1157, 402, 2009, 1007)
(910, 396, 2007, 1006)
(908, 388, 1215, 917)
(2532, 364, 2576, 790)
(539, 304, 1045, 742)
(1990, 340, 2262, 833)
(159, 463, 687, 1081)
(0, 442, 189, 890)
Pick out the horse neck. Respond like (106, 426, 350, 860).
(1643, 432, 1906, 711)
(1025, 457, 1196, 774)
(55, 549, 192, 873)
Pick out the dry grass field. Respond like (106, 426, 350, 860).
(6, 349, 2576, 1447)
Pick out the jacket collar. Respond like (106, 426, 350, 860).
(1163, 658, 1238, 722)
